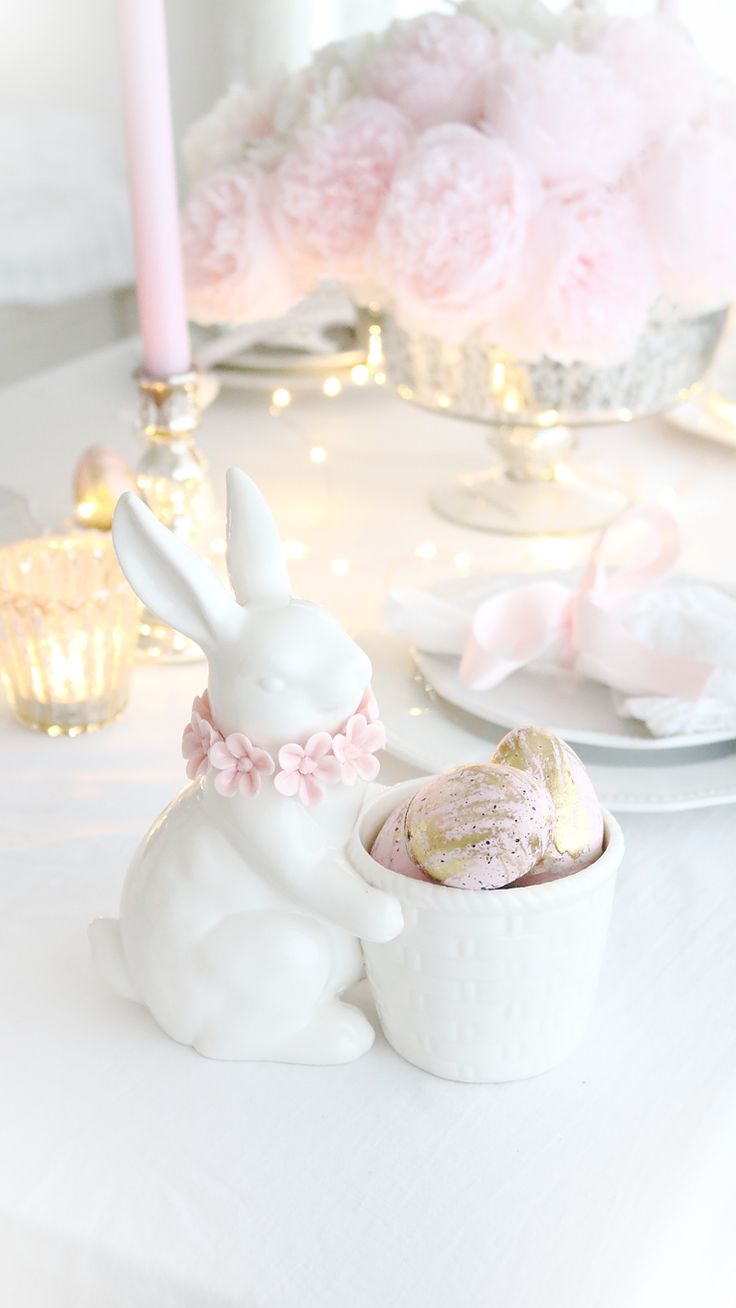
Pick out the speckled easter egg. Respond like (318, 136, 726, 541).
(491, 727, 603, 879)
(404, 763, 555, 889)
(370, 797, 433, 882)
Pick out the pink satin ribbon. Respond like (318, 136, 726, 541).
(459, 506, 714, 700)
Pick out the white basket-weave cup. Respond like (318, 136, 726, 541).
(349, 778, 624, 1083)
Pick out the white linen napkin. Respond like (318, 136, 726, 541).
(384, 576, 736, 738)
(614, 579, 736, 735)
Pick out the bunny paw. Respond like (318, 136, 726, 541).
(194, 999, 376, 1064)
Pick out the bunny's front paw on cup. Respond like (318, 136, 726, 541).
(360, 891, 404, 944)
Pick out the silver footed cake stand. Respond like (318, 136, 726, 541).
(380, 308, 727, 535)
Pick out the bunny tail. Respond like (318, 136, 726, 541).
(89, 917, 138, 1003)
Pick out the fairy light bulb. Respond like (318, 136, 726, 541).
(282, 539, 306, 560)
(366, 326, 383, 369)
(491, 362, 507, 391)
(271, 387, 292, 409)
(323, 377, 342, 398)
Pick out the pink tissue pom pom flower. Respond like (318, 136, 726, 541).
(483, 46, 642, 187)
(587, 16, 709, 147)
(638, 120, 736, 310)
(275, 734, 342, 807)
(459, 0, 584, 51)
(181, 691, 222, 781)
(528, 181, 657, 366)
(271, 99, 413, 286)
(332, 715, 386, 786)
(182, 164, 303, 325)
(209, 733, 275, 798)
(182, 85, 279, 183)
(363, 13, 496, 129)
(374, 125, 530, 340)
(271, 34, 377, 138)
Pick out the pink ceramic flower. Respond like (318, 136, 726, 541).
(355, 685, 379, 725)
(530, 182, 657, 366)
(587, 16, 708, 146)
(181, 691, 222, 781)
(638, 121, 736, 310)
(182, 84, 279, 183)
(274, 733, 342, 806)
(271, 99, 413, 285)
(181, 164, 303, 325)
(209, 733, 275, 798)
(363, 13, 496, 129)
(332, 714, 385, 786)
(483, 46, 642, 186)
(374, 125, 530, 340)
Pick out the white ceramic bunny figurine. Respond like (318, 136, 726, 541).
(90, 468, 403, 1064)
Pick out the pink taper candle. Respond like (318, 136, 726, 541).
(116, 0, 191, 379)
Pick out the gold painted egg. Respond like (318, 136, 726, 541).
(491, 727, 603, 877)
(405, 762, 555, 889)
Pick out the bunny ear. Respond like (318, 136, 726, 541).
(112, 492, 238, 652)
(225, 467, 291, 607)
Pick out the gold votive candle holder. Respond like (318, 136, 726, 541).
(0, 533, 141, 735)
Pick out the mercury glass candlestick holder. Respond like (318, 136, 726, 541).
(380, 307, 727, 535)
(0, 533, 141, 735)
(135, 371, 214, 661)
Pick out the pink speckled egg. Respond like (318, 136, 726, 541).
(403, 763, 555, 889)
(492, 727, 604, 880)
(370, 797, 433, 881)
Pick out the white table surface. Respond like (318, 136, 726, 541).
(1, 339, 736, 1308)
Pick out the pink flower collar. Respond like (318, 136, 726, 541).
(181, 687, 386, 807)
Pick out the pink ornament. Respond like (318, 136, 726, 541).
(271, 99, 413, 286)
(181, 691, 222, 781)
(483, 46, 642, 187)
(274, 734, 343, 807)
(209, 733, 275, 798)
(181, 164, 302, 325)
(332, 714, 386, 786)
(375, 125, 530, 341)
(364, 13, 496, 129)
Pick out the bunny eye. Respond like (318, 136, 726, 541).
(258, 674, 286, 694)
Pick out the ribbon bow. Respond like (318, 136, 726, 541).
(385, 506, 714, 702)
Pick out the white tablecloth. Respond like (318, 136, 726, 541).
(1, 340, 736, 1308)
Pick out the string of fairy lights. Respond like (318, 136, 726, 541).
(217, 322, 494, 594)
(209, 318, 685, 594)
(235, 322, 586, 589)
(130, 318, 684, 599)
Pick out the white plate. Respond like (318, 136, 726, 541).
(667, 335, 736, 449)
(667, 391, 736, 450)
(365, 630, 736, 813)
(411, 572, 736, 752)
